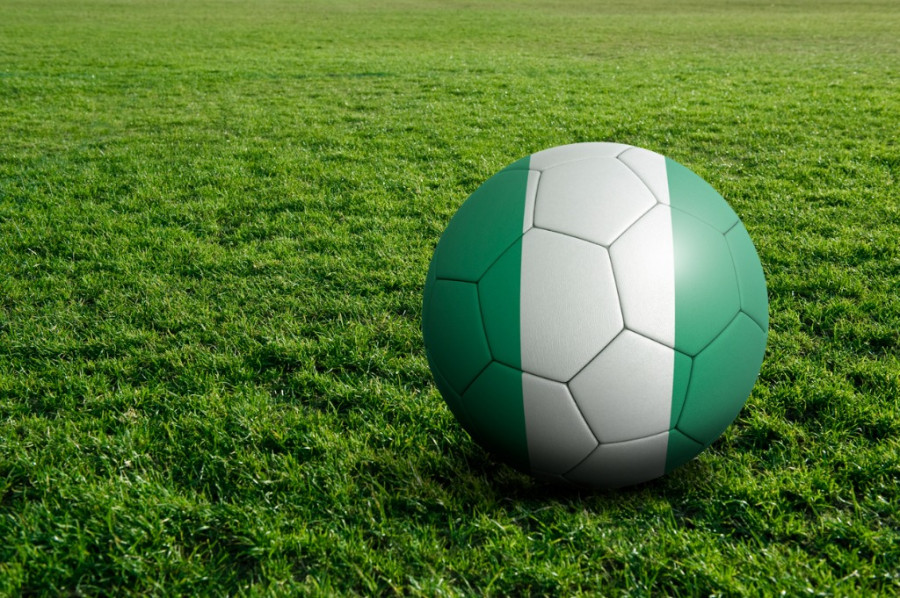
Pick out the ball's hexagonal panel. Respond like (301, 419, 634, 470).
(529, 142, 631, 171)
(534, 157, 656, 246)
(609, 205, 676, 348)
(520, 228, 623, 382)
(725, 222, 769, 332)
(671, 209, 741, 356)
(676, 313, 767, 444)
(616, 146, 670, 205)
(431, 168, 531, 282)
(522, 373, 598, 476)
(564, 431, 668, 489)
(568, 331, 674, 443)
(461, 361, 529, 471)
(478, 238, 523, 369)
(422, 279, 491, 395)
(665, 157, 739, 234)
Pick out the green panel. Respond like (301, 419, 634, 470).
(477, 239, 522, 369)
(669, 350, 693, 428)
(426, 349, 474, 432)
(676, 313, 768, 444)
(672, 209, 741, 356)
(462, 362, 529, 472)
(665, 157, 738, 233)
(665, 428, 705, 473)
(422, 279, 492, 394)
(432, 162, 531, 282)
(725, 223, 769, 332)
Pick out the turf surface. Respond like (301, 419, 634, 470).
(1, 0, 898, 594)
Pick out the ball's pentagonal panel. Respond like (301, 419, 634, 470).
(609, 205, 675, 347)
(461, 362, 529, 471)
(534, 158, 656, 246)
(523, 373, 598, 475)
(671, 209, 741, 356)
(725, 222, 769, 331)
(431, 168, 531, 282)
(664, 429, 705, 474)
(569, 331, 674, 443)
(616, 146, 670, 205)
(529, 142, 631, 171)
(564, 432, 669, 489)
(422, 279, 491, 394)
(478, 239, 523, 369)
(520, 228, 623, 382)
(677, 313, 767, 444)
(666, 157, 738, 234)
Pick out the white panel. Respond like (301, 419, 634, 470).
(523, 373, 598, 475)
(520, 229, 623, 382)
(609, 205, 676, 348)
(533, 157, 656, 247)
(529, 142, 632, 172)
(617, 147, 670, 205)
(522, 170, 540, 233)
(568, 331, 674, 443)
(564, 432, 669, 489)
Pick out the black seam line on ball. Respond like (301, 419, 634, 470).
(474, 281, 494, 362)
(523, 370, 600, 448)
(475, 231, 526, 285)
(673, 354, 695, 431)
(615, 150, 664, 206)
(458, 360, 492, 398)
(668, 203, 739, 236)
(684, 306, 743, 359)
(614, 146, 633, 160)
(430, 232, 525, 286)
(560, 430, 671, 478)
(743, 310, 767, 336)
(724, 219, 740, 235)
(607, 202, 658, 249)
(564, 326, 627, 386)
(672, 427, 704, 447)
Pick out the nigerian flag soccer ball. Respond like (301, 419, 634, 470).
(422, 142, 768, 489)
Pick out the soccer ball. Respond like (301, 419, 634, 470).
(422, 142, 768, 489)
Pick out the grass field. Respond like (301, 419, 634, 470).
(1, 0, 899, 594)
